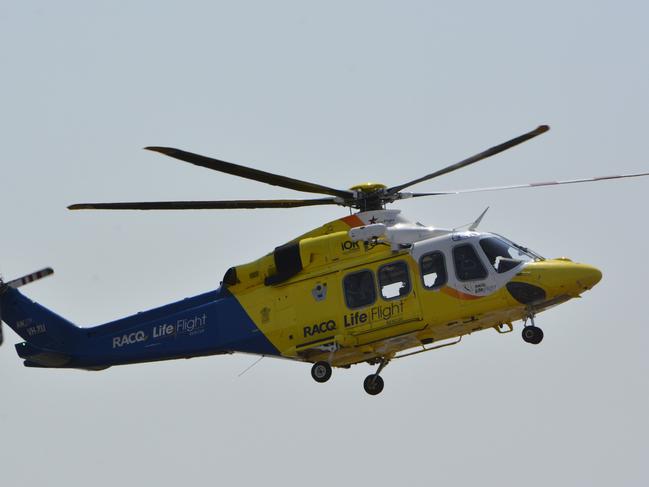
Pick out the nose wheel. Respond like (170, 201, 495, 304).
(522, 312, 544, 344)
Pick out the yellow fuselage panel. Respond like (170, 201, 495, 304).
(227, 215, 372, 292)
(228, 215, 602, 367)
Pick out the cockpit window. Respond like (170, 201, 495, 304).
(453, 244, 488, 281)
(479, 237, 535, 273)
(492, 234, 544, 261)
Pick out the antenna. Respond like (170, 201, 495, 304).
(237, 355, 265, 377)
(452, 207, 490, 233)
(469, 207, 490, 231)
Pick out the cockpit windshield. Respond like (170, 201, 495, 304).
(479, 235, 543, 273)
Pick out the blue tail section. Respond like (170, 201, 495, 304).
(0, 285, 279, 369)
(1, 288, 79, 348)
(1, 287, 81, 367)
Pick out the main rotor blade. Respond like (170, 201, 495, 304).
(145, 147, 353, 199)
(68, 198, 340, 210)
(388, 125, 549, 194)
(406, 171, 649, 198)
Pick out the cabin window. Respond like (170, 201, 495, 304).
(480, 237, 535, 273)
(453, 244, 488, 281)
(378, 261, 411, 300)
(420, 251, 447, 289)
(343, 270, 377, 309)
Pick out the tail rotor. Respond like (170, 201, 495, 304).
(0, 268, 54, 347)
(0, 274, 6, 346)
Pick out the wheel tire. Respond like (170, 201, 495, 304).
(311, 361, 332, 383)
(522, 326, 544, 345)
(363, 374, 385, 395)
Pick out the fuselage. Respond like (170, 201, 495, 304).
(224, 209, 601, 367)
(2, 209, 601, 370)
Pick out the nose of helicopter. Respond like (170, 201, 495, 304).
(538, 259, 603, 295)
(575, 263, 603, 289)
(507, 259, 602, 305)
(551, 259, 601, 288)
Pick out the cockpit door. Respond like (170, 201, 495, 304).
(450, 242, 502, 307)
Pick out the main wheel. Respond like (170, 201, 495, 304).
(363, 374, 385, 395)
(311, 361, 332, 383)
(522, 325, 544, 344)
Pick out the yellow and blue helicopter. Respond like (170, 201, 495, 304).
(1, 125, 646, 394)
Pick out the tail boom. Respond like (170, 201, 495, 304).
(1, 283, 279, 370)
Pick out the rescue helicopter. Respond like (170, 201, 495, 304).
(1, 125, 647, 395)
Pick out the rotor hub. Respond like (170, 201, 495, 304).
(348, 182, 388, 193)
(347, 183, 388, 211)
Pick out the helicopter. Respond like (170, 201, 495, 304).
(1, 124, 647, 395)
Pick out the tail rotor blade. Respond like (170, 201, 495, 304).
(6, 268, 54, 289)
(0, 277, 5, 346)
(0, 268, 54, 346)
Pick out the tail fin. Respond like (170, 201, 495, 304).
(1, 268, 80, 366)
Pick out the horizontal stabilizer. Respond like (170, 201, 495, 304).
(15, 341, 72, 367)
(6, 268, 54, 289)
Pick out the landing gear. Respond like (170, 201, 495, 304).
(363, 374, 384, 395)
(522, 326, 543, 344)
(363, 357, 390, 396)
(311, 361, 332, 383)
(522, 311, 544, 344)
(311, 356, 392, 394)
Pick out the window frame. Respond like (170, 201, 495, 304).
(377, 260, 412, 301)
(452, 243, 489, 282)
(343, 268, 378, 310)
(419, 251, 448, 290)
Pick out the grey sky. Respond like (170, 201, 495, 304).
(1, 1, 647, 486)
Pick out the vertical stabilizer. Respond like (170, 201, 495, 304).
(0, 269, 80, 358)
